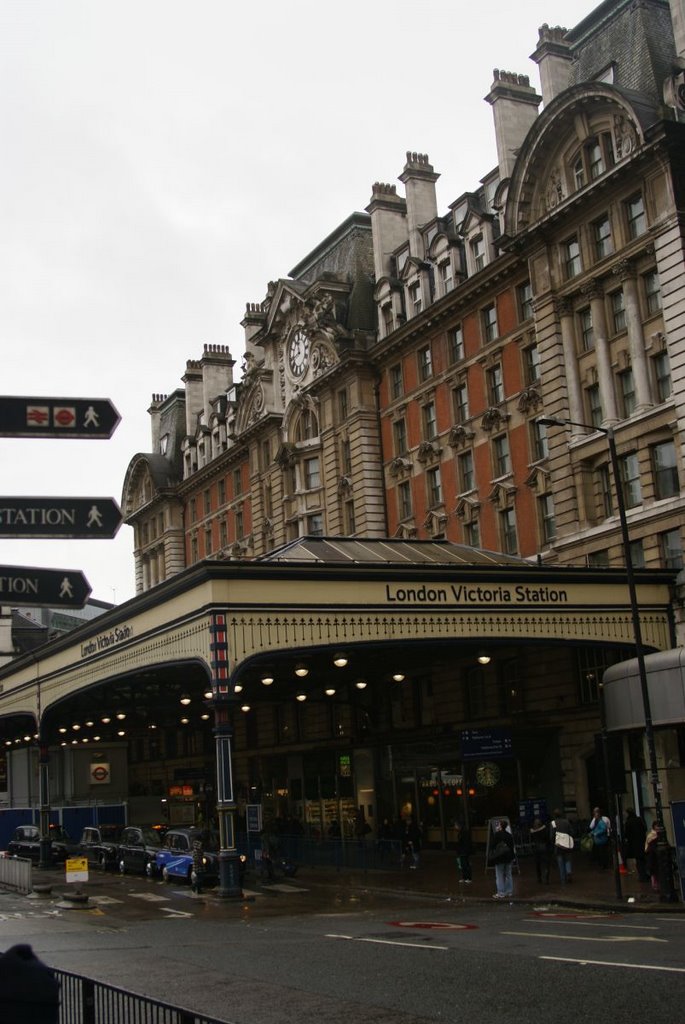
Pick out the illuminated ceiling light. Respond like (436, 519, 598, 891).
(234, 684, 243, 694)
(93, 735, 101, 741)
(392, 673, 406, 682)
(85, 720, 94, 727)
(116, 712, 126, 720)
(240, 704, 251, 713)
(294, 664, 309, 678)
(261, 675, 274, 686)
(333, 653, 348, 668)
(101, 716, 111, 724)
(117, 729, 126, 737)
(58, 727, 67, 734)
(179, 694, 191, 706)
(296, 693, 307, 702)
(60, 742, 67, 747)
(477, 651, 491, 665)
(72, 724, 81, 731)
(82, 738, 89, 743)
(23, 735, 31, 742)
(148, 723, 157, 730)
(324, 687, 336, 697)
(180, 717, 190, 725)
(71, 739, 78, 745)
(14, 738, 20, 744)
(201, 713, 210, 721)
(203, 689, 213, 700)
(355, 679, 367, 690)
(4, 741, 11, 747)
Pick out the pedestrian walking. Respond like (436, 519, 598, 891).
(454, 821, 473, 884)
(489, 819, 515, 899)
(530, 816, 551, 883)
(551, 808, 574, 884)
(588, 806, 611, 870)
(191, 836, 205, 894)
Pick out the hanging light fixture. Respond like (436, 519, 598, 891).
(179, 694, 191, 706)
(295, 664, 309, 678)
(234, 684, 243, 693)
(101, 716, 111, 724)
(261, 675, 274, 686)
(325, 687, 336, 697)
(296, 693, 307, 702)
(477, 651, 491, 665)
(116, 712, 126, 720)
(180, 717, 190, 725)
(333, 653, 348, 668)
(203, 688, 213, 700)
(392, 673, 406, 682)
(240, 704, 251, 712)
(355, 679, 367, 690)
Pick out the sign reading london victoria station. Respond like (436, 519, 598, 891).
(0, 498, 122, 539)
(384, 582, 570, 605)
(0, 565, 91, 608)
(0, 396, 120, 439)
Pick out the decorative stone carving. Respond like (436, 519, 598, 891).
(423, 509, 448, 531)
(545, 168, 565, 211)
(455, 495, 480, 522)
(518, 386, 542, 413)
(481, 407, 510, 431)
(337, 475, 352, 494)
(389, 456, 413, 477)
(612, 258, 636, 282)
(613, 114, 638, 159)
(488, 481, 516, 508)
(394, 522, 417, 539)
(275, 443, 296, 469)
(525, 465, 549, 490)
(416, 440, 441, 463)
(448, 424, 475, 449)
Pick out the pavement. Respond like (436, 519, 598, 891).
(298, 847, 684, 913)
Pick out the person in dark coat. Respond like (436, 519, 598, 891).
(490, 819, 515, 899)
(623, 807, 649, 881)
(530, 816, 551, 884)
(454, 821, 473, 883)
(0, 944, 59, 1023)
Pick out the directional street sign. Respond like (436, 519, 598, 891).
(0, 397, 120, 438)
(0, 498, 123, 539)
(0, 566, 91, 608)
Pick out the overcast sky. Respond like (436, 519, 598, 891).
(0, 0, 595, 607)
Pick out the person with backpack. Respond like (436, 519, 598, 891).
(588, 806, 611, 870)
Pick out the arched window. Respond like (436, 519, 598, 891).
(295, 408, 319, 441)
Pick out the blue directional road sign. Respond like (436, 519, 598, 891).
(0, 498, 122, 539)
(0, 397, 120, 438)
(0, 565, 91, 608)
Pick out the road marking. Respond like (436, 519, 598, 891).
(88, 896, 124, 905)
(502, 930, 666, 944)
(326, 933, 447, 951)
(525, 917, 657, 930)
(390, 921, 476, 931)
(128, 892, 169, 902)
(160, 908, 193, 918)
(541, 955, 685, 973)
(266, 883, 309, 893)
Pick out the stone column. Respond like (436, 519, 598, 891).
(555, 298, 584, 432)
(613, 259, 653, 412)
(583, 281, 618, 425)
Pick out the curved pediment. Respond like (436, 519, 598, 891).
(121, 453, 179, 518)
(504, 83, 654, 238)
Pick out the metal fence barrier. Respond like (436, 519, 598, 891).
(0, 853, 32, 893)
(56, 969, 230, 1024)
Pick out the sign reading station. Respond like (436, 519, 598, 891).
(0, 565, 91, 608)
(0, 497, 122, 539)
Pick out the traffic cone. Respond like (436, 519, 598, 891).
(618, 849, 628, 874)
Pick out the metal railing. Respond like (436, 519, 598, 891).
(56, 969, 231, 1024)
(0, 853, 32, 893)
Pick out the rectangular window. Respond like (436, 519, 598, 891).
(418, 345, 433, 381)
(219, 519, 228, 549)
(426, 466, 443, 506)
(233, 469, 242, 496)
(626, 193, 646, 239)
(409, 281, 422, 316)
(218, 479, 226, 504)
(393, 418, 408, 455)
(618, 368, 636, 417)
(493, 434, 511, 477)
(423, 401, 437, 440)
(261, 439, 271, 470)
(338, 389, 348, 422)
(587, 383, 602, 428)
(471, 235, 485, 272)
(464, 520, 480, 547)
(453, 382, 469, 423)
(190, 534, 199, 562)
(344, 500, 355, 534)
(524, 344, 540, 384)
(588, 549, 609, 568)
(573, 157, 585, 191)
(531, 419, 548, 461)
(398, 480, 412, 520)
(341, 438, 352, 476)
(390, 363, 403, 400)
(539, 493, 556, 543)
(500, 508, 518, 554)
(488, 363, 504, 405)
(382, 303, 394, 335)
(588, 141, 605, 180)
(652, 440, 679, 499)
(579, 307, 594, 351)
(304, 456, 321, 490)
(660, 528, 684, 569)
(599, 463, 613, 518)
(517, 280, 533, 321)
(482, 303, 498, 343)
(235, 509, 244, 539)
(190, 497, 197, 523)
(448, 324, 464, 364)
(203, 489, 211, 516)
(643, 270, 661, 315)
(630, 539, 645, 569)
(204, 526, 212, 555)
(439, 259, 454, 294)
(564, 237, 582, 279)
(653, 350, 671, 402)
(611, 290, 626, 333)
(593, 215, 613, 260)
(620, 452, 642, 508)
(458, 450, 475, 492)
(307, 513, 324, 536)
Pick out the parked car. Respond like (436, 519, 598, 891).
(76, 824, 125, 871)
(6, 824, 75, 864)
(117, 825, 164, 876)
(155, 827, 220, 886)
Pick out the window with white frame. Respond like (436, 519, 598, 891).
(598, 463, 613, 518)
(587, 383, 602, 427)
(458, 450, 475, 492)
(390, 363, 403, 400)
(304, 456, 321, 490)
(651, 440, 679, 499)
(487, 363, 504, 405)
(422, 400, 437, 440)
(531, 418, 548, 461)
(493, 434, 511, 477)
(453, 382, 469, 423)
(618, 368, 636, 417)
(482, 303, 498, 343)
(625, 193, 646, 239)
(564, 236, 582, 279)
(660, 528, 684, 569)
(653, 350, 671, 402)
(418, 345, 433, 381)
(538, 492, 556, 543)
(610, 289, 626, 333)
(471, 235, 486, 272)
(393, 417, 408, 455)
(499, 508, 518, 555)
(593, 214, 613, 261)
(524, 343, 540, 384)
(398, 480, 412, 520)
(448, 324, 464, 364)
(307, 512, 324, 536)
(439, 258, 454, 294)
(409, 281, 422, 316)
(426, 466, 443, 506)
(579, 307, 595, 351)
(296, 408, 319, 441)
(517, 281, 533, 321)
(643, 270, 661, 315)
(464, 519, 480, 547)
(619, 451, 642, 508)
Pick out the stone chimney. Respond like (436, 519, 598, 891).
(365, 182, 407, 280)
(182, 359, 203, 437)
(398, 153, 439, 258)
(485, 71, 542, 180)
(670, 0, 685, 61)
(530, 24, 573, 106)
(148, 393, 167, 453)
(241, 302, 267, 363)
(200, 344, 234, 414)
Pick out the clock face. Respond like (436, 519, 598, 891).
(475, 761, 501, 787)
(288, 328, 310, 378)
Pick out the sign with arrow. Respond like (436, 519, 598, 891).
(0, 565, 91, 608)
(0, 498, 122, 539)
(0, 397, 121, 439)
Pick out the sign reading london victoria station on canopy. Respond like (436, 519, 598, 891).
(0, 566, 91, 608)
(0, 396, 121, 439)
(0, 498, 122, 540)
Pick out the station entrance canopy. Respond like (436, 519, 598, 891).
(0, 537, 675, 733)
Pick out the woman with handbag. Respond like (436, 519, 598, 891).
(490, 820, 515, 900)
(551, 808, 574, 884)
